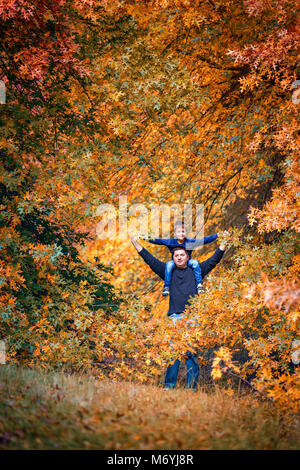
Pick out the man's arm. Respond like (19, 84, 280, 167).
(200, 247, 224, 279)
(200, 231, 229, 278)
(131, 236, 165, 280)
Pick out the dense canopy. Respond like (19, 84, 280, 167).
(0, 0, 299, 410)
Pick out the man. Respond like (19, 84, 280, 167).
(130, 233, 229, 390)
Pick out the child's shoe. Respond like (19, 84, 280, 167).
(197, 283, 205, 294)
(162, 286, 170, 296)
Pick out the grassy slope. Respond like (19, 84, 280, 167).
(0, 365, 299, 450)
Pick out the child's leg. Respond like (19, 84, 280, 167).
(188, 259, 205, 293)
(163, 260, 175, 295)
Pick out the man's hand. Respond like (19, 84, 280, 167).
(219, 230, 230, 251)
(130, 235, 143, 252)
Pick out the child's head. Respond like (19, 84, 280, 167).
(174, 220, 186, 240)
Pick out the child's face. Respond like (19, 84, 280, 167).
(175, 225, 186, 240)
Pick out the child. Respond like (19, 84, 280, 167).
(143, 221, 218, 296)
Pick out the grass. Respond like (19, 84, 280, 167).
(0, 364, 299, 450)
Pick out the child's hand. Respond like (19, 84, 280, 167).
(219, 230, 230, 238)
(138, 232, 149, 239)
(219, 230, 231, 250)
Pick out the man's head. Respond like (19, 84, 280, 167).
(172, 246, 189, 268)
(174, 221, 186, 240)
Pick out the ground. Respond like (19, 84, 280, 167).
(0, 365, 299, 450)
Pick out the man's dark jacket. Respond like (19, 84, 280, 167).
(138, 247, 224, 316)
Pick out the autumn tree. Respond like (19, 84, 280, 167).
(0, 0, 299, 409)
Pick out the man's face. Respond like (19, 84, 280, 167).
(175, 225, 186, 240)
(173, 249, 189, 268)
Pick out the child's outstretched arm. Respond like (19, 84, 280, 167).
(202, 233, 218, 245)
(140, 236, 172, 246)
(186, 233, 218, 250)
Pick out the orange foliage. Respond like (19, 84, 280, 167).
(0, 0, 299, 411)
